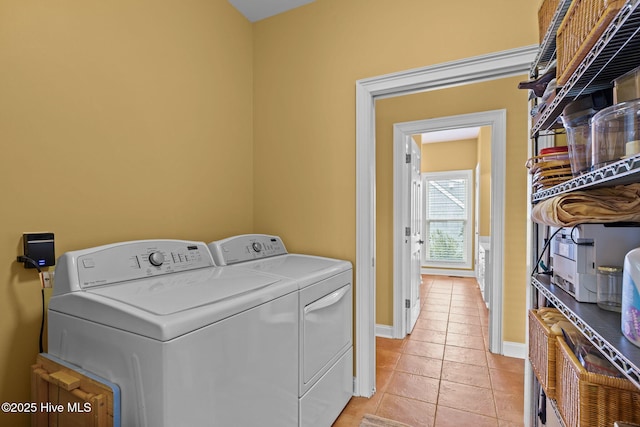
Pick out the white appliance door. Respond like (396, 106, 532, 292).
(407, 138, 423, 334)
(300, 273, 352, 395)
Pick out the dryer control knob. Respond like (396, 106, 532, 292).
(149, 252, 165, 267)
(252, 242, 263, 253)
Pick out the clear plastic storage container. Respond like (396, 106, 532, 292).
(591, 99, 640, 168)
(597, 266, 623, 312)
(561, 98, 595, 176)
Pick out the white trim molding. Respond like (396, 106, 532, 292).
(375, 324, 394, 339)
(503, 341, 527, 360)
(393, 111, 507, 341)
(354, 45, 537, 397)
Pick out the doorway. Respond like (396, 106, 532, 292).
(392, 111, 503, 340)
(354, 45, 537, 397)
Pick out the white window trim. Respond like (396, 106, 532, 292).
(422, 169, 473, 269)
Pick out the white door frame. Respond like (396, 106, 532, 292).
(354, 45, 537, 397)
(392, 111, 505, 341)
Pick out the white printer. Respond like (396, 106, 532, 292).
(551, 224, 640, 302)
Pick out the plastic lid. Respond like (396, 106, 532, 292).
(539, 147, 568, 155)
(562, 89, 613, 117)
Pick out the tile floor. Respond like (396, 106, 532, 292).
(333, 275, 525, 427)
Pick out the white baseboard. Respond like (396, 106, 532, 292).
(421, 268, 476, 278)
(503, 341, 526, 359)
(375, 324, 394, 339)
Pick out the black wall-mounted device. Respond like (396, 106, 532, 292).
(21, 232, 55, 269)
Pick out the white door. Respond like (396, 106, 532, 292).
(406, 138, 423, 334)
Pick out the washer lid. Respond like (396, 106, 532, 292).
(234, 254, 352, 288)
(49, 267, 297, 341)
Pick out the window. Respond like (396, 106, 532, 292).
(422, 170, 473, 269)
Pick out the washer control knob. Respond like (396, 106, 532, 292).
(149, 251, 165, 267)
(252, 242, 263, 253)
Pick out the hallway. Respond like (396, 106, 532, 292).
(333, 275, 525, 426)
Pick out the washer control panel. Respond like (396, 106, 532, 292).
(55, 240, 215, 292)
(209, 234, 287, 266)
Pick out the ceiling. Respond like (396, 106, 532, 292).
(228, 0, 315, 22)
(421, 127, 481, 144)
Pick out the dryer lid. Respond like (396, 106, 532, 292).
(232, 254, 352, 288)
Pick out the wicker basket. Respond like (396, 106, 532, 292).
(556, 0, 626, 86)
(528, 308, 564, 399)
(555, 336, 640, 427)
(539, 0, 561, 42)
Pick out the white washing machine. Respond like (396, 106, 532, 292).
(47, 240, 300, 427)
(208, 234, 353, 427)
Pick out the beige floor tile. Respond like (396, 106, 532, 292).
(396, 354, 442, 379)
(438, 380, 497, 418)
(494, 391, 525, 424)
(377, 348, 402, 370)
(443, 346, 487, 367)
(386, 371, 440, 404)
(376, 394, 436, 427)
(419, 311, 449, 322)
(440, 360, 491, 389)
(448, 312, 479, 325)
(446, 321, 483, 336)
(446, 332, 485, 350)
(377, 336, 406, 352)
(489, 368, 524, 394)
(449, 305, 480, 316)
(486, 353, 525, 374)
(409, 328, 447, 345)
(403, 340, 445, 360)
(339, 395, 382, 419)
(376, 367, 395, 393)
(331, 412, 362, 427)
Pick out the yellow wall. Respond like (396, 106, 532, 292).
(252, 0, 537, 259)
(0, 1, 253, 425)
(421, 139, 478, 172)
(374, 77, 530, 339)
(478, 126, 492, 236)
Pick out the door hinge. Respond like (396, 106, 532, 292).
(405, 227, 411, 237)
(405, 299, 410, 308)
(405, 154, 411, 163)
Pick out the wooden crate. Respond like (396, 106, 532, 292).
(31, 354, 118, 427)
(528, 308, 564, 399)
(555, 336, 640, 427)
(556, 0, 626, 86)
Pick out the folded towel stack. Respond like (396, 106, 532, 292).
(532, 183, 640, 227)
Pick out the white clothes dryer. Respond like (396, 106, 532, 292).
(208, 234, 353, 427)
(48, 240, 299, 427)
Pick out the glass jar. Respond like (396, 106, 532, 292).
(597, 266, 623, 312)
